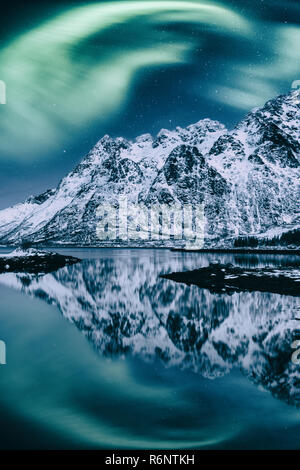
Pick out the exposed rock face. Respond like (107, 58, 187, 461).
(0, 91, 299, 247)
(0, 256, 299, 405)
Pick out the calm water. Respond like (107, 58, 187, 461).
(0, 249, 299, 450)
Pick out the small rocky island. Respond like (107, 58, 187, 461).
(0, 248, 81, 274)
(161, 262, 300, 297)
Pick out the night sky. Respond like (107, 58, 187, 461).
(0, 0, 299, 208)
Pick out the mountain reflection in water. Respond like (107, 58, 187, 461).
(0, 250, 299, 407)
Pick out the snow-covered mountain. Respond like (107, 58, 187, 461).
(0, 256, 299, 405)
(0, 91, 299, 247)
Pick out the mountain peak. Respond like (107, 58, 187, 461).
(0, 91, 299, 247)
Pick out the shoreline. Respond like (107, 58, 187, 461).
(169, 248, 300, 255)
(0, 245, 299, 255)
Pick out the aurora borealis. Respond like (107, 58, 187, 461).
(0, 0, 299, 207)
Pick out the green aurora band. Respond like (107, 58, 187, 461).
(0, 0, 299, 161)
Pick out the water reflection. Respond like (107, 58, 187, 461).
(0, 250, 299, 407)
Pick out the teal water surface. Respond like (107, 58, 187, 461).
(0, 249, 299, 449)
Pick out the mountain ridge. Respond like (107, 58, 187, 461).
(0, 91, 299, 247)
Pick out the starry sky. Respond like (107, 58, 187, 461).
(0, 0, 299, 208)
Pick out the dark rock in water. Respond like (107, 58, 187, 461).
(161, 262, 300, 297)
(0, 249, 81, 274)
